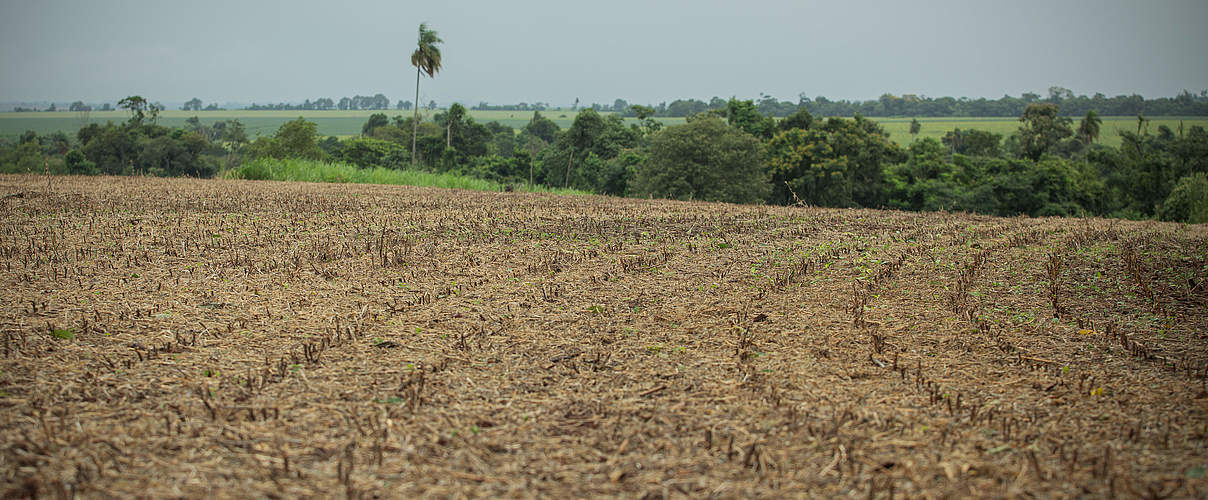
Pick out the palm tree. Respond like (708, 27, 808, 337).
(411, 23, 443, 166)
(1078, 110, 1101, 145)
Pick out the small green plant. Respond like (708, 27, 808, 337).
(1186, 466, 1205, 479)
(50, 328, 75, 340)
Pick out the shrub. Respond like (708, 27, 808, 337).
(1159, 173, 1208, 223)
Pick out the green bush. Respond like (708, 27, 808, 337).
(64, 149, 97, 175)
(634, 116, 768, 204)
(1159, 173, 1208, 223)
(338, 137, 408, 169)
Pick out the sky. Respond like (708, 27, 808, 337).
(1, 0, 1206, 107)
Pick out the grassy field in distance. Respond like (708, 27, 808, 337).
(1, 109, 1203, 149)
(875, 116, 1206, 148)
(0, 109, 587, 138)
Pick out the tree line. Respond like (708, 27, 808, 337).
(19, 86, 1208, 117)
(2, 96, 1205, 223)
(596, 88, 1208, 118)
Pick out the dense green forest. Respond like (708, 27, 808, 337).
(3, 95, 1206, 223)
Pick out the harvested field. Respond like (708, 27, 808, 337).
(1, 174, 1206, 498)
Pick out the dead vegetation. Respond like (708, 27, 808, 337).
(1, 174, 1206, 498)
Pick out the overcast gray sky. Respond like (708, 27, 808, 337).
(2, 0, 1206, 106)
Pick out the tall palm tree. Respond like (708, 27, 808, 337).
(411, 23, 443, 167)
(1078, 110, 1102, 145)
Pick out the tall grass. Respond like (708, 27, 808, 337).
(224, 157, 587, 195)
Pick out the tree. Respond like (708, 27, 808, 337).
(410, 23, 444, 167)
(276, 118, 324, 160)
(561, 109, 605, 187)
(1018, 103, 1072, 161)
(339, 137, 409, 169)
(535, 110, 637, 192)
(1159, 173, 1208, 223)
(222, 120, 248, 168)
(118, 96, 151, 125)
(777, 107, 813, 132)
(942, 129, 1002, 157)
(633, 116, 768, 204)
(443, 103, 466, 148)
(185, 116, 203, 133)
(909, 118, 922, 140)
(362, 113, 389, 137)
(1078, 110, 1101, 144)
(629, 105, 662, 135)
(182, 98, 203, 111)
(247, 118, 324, 161)
(766, 116, 903, 207)
(371, 93, 390, 110)
(64, 149, 97, 175)
(1047, 86, 1073, 103)
(725, 98, 775, 139)
(523, 111, 560, 144)
(885, 138, 959, 211)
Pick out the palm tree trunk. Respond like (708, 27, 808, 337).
(528, 143, 535, 189)
(564, 149, 574, 188)
(447, 123, 451, 149)
(412, 67, 421, 167)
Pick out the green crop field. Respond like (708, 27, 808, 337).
(1, 109, 1203, 149)
(875, 116, 1208, 148)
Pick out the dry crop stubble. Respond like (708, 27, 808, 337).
(0, 174, 1205, 498)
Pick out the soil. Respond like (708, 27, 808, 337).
(1, 174, 1206, 498)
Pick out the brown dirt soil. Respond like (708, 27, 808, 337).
(1, 174, 1207, 499)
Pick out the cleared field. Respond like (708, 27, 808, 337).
(1, 174, 1205, 498)
(3, 110, 1204, 149)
